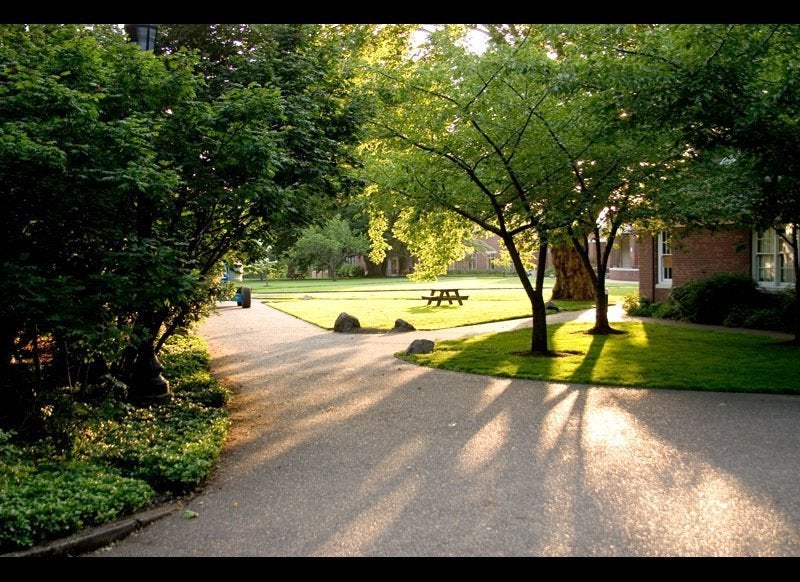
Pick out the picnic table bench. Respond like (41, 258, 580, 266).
(421, 288, 470, 306)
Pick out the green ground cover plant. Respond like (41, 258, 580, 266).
(0, 334, 229, 554)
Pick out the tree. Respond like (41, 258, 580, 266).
(361, 24, 684, 348)
(618, 25, 800, 342)
(287, 216, 369, 280)
(517, 24, 686, 334)
(124, 23, 367, 398)
(361, 25, 588, 354)
(248, 252, 286, 282)
(0, 24, 198, 412)
(0, 23, 367, 417)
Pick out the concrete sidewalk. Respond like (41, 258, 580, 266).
(79, 300, 800, 557)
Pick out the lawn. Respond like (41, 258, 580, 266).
(400, 320, 800, 394)
(242, 275, 799, 394)
(248, 275, 636, 330)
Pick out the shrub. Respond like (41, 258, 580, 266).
(722, 304, 750, 328)
(77, 399, 229, 494)
(669, 273, 762, 325)
(773, 289, 798, 333)
(336, 263, 365, 279)
(651, 301, 682, 319)
(161, 334, 229, 408)
(623, 294, 676, 318)
(623, 293, 646, 315)
(171, 370, 229, 408)
(77, 334, 231, 494)
(742, 308, 785, 331)
(159, 334, 209, 376)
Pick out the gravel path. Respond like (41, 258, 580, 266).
(94, 301, 800, 557)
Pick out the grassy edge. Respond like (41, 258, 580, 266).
(397, 320, 800, 394)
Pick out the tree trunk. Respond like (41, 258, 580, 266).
(566, 231, 621, 335)
(530, 244, 550, 353)
(504, 234, 550, 354)
(130, 312, 170, 403)
(793, 278, 799, 344)
(551, 244, 594, 300)
(592, 279, 612, 334)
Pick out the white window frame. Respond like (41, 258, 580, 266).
(656, 231, 673, 288)
(753, 227, 795, 290)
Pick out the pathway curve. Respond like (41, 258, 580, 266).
(94, 301, 800, 556)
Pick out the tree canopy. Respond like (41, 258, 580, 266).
(612, 24, 800, 340)
(0, 23, 367, 414)
(4, 22, 799, 427)
(287, 215, 369, 279)
(361, 25, 591, 353)
(359, 24, 688, 348)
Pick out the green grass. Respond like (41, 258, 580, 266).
(246, 275, 797, 394)
(248, 275, 636, 330)
(401, 320, 800, 394)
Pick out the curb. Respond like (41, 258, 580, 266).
(3, 502, 182, 558)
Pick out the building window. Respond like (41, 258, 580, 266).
(657, 231, 672, 287)
(486, 250, 497, 270)
(754, 227, 795, 289)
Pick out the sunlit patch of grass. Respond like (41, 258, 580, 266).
(263, 296, 535, 330)
(252, 276, 637, 331)
(401, 321, 800, 394)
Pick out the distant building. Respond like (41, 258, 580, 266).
(448, 235, 503, 273)
(447, 233, 640, 281)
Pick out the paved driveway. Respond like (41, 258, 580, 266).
(95, 301, 800, 556)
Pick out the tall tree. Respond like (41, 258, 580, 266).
(0, 23, 367, 412)
(0, 24, 196, 407)
(362, 24, 683, 347)
(156, 24, 368, 254)
(361, 25, 585, 354)
(516, 24, 682, 334)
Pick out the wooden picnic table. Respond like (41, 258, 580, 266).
(421, 288, 470, 306)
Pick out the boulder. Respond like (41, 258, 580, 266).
(545, 301, 560, 312)
(334, 312, 361, 333)
(405, 339, 434, 355)
(392, 319, 416, 332)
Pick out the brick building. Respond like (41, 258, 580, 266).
(448, 235, 503, 272)
(638, 227, 795, 302)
